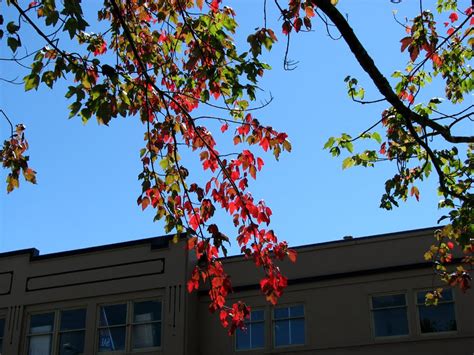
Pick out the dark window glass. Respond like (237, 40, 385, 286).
(0, 318, 4, 354)
(0, 319, 5, 336)
(131, 301, 162, 349)
(273, 306, 305, 347)
(28, 334, 52, 355)
(236, 310, 265, 350)
(274, 320, 290, 347)
(99, 304, 126, 327)
(416, 289, 453, 304)
(373, 308, 409, 337)
(417, 290, 457, 333)
(274, 308, 289, 319)
(133, 301, 161, 323)
(59, 331, 85, 354)
(372, 294, 406, 309)
(371, 294, 408, 337)
(30, 313, 55, 334)
(132, 323, 161, 349)
(60, 309, 86, 331)
(98, 327, 126, 351)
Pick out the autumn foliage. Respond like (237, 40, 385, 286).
(1, 0, 473, 332)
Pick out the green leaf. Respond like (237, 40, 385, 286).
(6, 21, 19, 34)
(24, 74, 39, 91)
(342, 157, 354, 169)
(372, 132, 382, 144)
(7, 37, 20, 52)
(323, 137, 335, 149)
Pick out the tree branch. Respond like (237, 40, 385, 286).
(313, 0, 473, 144)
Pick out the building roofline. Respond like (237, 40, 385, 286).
(0, 233, 186, 261)
(0, 226, 440, 261)
(221, 226, 440, 261)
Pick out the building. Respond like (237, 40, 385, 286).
(0, 227, 472, 354)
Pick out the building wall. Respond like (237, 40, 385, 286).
(198, 228, 474, 354)
(0, 236, 196, 355)
(0, 227, 472, 355)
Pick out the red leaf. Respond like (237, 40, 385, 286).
(187, 236, 198, 250)
(287, 249, 297, 263)
(256, 157, 264, 171)
(400, 37, 412, 52)
(294, 18, 302, 33)
(189, 213, 201, 230)
(447, 242, 454, 250)
(449, 12, 458, 23)
(141, 196, 150, 210)
(282, 21, 292, 35)
(305, 6, 315, 18)
(221, 123, 229, 133)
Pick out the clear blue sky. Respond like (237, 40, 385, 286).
(1, 0, 445, 255)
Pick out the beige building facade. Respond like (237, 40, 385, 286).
(0, 227, 472, 354)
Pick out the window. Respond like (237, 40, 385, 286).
(27, 308, 86, 355)
(0, 318, 5, 354)
(417, 289, 457, 333)
(236, 310, 264, 350)
(98, 300, 162, 353)
(371, 294, 409, 337)
(273, 305, 304, 347)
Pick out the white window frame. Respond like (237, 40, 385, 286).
(235, 308, 265, 351)
(369, 292, 410, 339)
(96, 299, 162, 354)
(416, 289, 457, 335)
(26, 307, 87, 355)
(272, 304, 305, 348)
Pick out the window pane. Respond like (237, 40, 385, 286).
(28, 334, 52, 355)
(99, 304, 126, 327)
(60, 309, 86, 331)
(133, 301, 161, 323)
(274, 308, 289, 320)
(274, 320, 290, 347)
(236, 327, 250, 350)
(30, 313, 54, 334)
(251, 322, 264, 348)
(251, 310, 264, 322)
(290, 318, 305, 345)
(419, 303, 457, 333)
(372, 294, 406, 309)
(59, 331, 85, 354)
(0, 318, 4, 336)
(132, 323, 161, 349)
(417, 289, 453, 304)
(290, 305, 304, 318)
(98, 327, 126, 351)
(373, 308, 409, 337)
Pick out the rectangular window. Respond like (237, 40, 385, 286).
(59, 309, 86, 354)
(273, 305, 304, 347)
(236, 309, 264, 350)
(0, 318, 5, 354)
(27, 309, 87, 355)
(28, 313, 55, 355)
(98, 300, 162, 353)
(417, 289, 457, 333)
(371, 294, 409, 337)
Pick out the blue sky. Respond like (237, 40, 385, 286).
(0, 0, 447, 255)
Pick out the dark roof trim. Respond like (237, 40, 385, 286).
(22, 233, 186, 261)
(199, 258, 455, 296)
(221, 226, 440, 261)
(0, 248, 39, 258)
